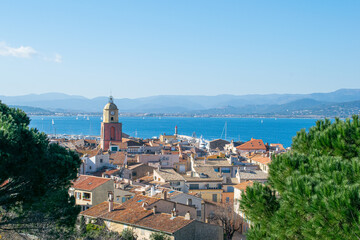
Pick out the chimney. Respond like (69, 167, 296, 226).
(161, 189, 167, 200)
(142, 202, 148, 209)
(150, 186, 155, 196)
(153, 205, 157, 214)
(185, 211, 191, 220)
(108, 191, 114, 212)
(171, 208, 177, 218)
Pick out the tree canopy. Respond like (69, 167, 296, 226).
(0, 102, 81, 237)
(240, 115, 360, 240)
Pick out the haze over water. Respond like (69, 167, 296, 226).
(30, 116, 318, 148)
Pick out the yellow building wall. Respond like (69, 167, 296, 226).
(103, 109, 119, 123)
(75, 190, 93, 206)
(188, 189, 223, 202)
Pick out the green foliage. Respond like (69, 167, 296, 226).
(78, 222, 121, 240)
(240, 116, 360, 240)
(150, 231, 171, 240)
(0, 102, 81, 235)
(121, 228, 137, 240)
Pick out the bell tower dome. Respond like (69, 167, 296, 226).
(100, 96, 122, 151)
(103, 96, 119, 123)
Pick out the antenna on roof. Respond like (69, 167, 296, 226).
(109, 90, 114, 103)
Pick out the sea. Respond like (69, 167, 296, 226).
(29, 116, 320, 148)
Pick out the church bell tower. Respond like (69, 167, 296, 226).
(100, 96, 122, 151)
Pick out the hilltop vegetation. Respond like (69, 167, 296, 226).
(240, 116, 360, 239)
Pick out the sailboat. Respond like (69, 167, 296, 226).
(220, 122, 227, 140)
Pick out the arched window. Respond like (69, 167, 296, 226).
(111, 127, 115, 140)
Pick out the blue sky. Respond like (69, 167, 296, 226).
(0, 1, 359, 98)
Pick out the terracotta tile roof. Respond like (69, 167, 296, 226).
(270, 143, 285, 151)
(109, 152, 126, 165)
(234, 180, 254, 191)
(110, 141, 127, 149)
(80, 195, 194, 233)
(103, 168, 120, 176)
(79, 148, 102, 158)
(138, 175, 154, 184)
(136, 213, 193, 233)
(72, 175, 111, 191)
(85, 139, 97, 144)
(247, 153, 271, 165)
(236, 139, 266, 151)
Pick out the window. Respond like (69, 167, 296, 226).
(83, 192, 91, 200)
(111, 117, 114, 121)
(100, 159, 103, 163)
(226, 197, 230, 203)
(76, 192, 81, 200)
(227, 186, 234, 192)
(197, 210, 201, 217)
(89, 166, 92, 170)
(221, 168, 231, 173)
(212, 194, 217, 202)
(111, 146, 118, 151)
(189, 184, 199, 190)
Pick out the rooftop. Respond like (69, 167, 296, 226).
(247, 153, 271, 165)
(194, 158, 231, 167)
(239, 170, 268, 181)
(81, 195, 194, 234)
(154, 168, 185, 181)
(236, 139, 266, 151)
(234, 180, 254, 191)
(72, 175, 111, 191)
(183, 166, 223, 182)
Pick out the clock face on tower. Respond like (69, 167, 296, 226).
(111, 111, 115, 115)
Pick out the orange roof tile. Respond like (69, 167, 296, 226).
(236, 139, 266, 151)
(72, 175, 111, 191)
(247, 153, 271, 165)
(109, 152, 126, 165)
(270, 143, 285, 151)
(80, 195, 194, 233)
(234, 181, 254, 191)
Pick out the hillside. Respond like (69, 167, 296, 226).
(1, 89, 360, 117)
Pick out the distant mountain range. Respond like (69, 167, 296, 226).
(1, 89, 360, 118)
